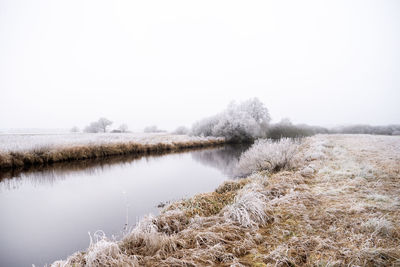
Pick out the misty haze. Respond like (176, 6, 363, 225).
(0, 1, 399, 266)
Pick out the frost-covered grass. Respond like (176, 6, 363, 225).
(52, 135, 400, 266)
(222, 184, 272, 228)
(361, 217, 395, 237)
(0, 132, 221, 152)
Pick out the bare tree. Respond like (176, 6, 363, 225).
(118, 123, 128, 133)
(84, 118, 113, 133)
(97, 117, 113, 133)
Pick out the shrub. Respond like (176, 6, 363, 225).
(172, 126, 190, 135)
(143, 125, 166, 133)
(267, 119, 328, 139)
(235, 138, 299, 176)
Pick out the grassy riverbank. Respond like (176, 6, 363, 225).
(0, 133, 225, 170)
(53, 134, 400, 266)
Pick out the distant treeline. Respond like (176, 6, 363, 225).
(330, 124, 400, 136)
(74, 99, 399, 141)
(191, 98, 326, 141)
(267, 123, 400, 139)
(266, 121, 328, 139)
(191, 98, 400, 142)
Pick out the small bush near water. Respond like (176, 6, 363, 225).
(235, 138, 300, 177)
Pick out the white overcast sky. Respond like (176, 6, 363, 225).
(1, 0, 399, 131)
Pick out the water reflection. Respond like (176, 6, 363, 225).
(0, 145, 249, 267)
(191, 144, 251, 177)
(0, 148, 209, 180)
(0, 145, 250, 192)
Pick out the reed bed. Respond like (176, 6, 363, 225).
(0, 134, 225, 170)
(0, 145, 228, 181)
(52, 135, 400, 266)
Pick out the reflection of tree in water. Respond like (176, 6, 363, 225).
(0, 155, 142, 191)
(191, 144, 251, 177)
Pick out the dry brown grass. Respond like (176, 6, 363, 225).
(52, 135, 400, 267)
(166, 178, 251, 218)
(0, 139, 225, 171)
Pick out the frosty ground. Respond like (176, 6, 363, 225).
(52, 134, 400, 266)
(0, 133, 222, 152)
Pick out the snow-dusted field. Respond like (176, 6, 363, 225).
(0, 133, 222, 153)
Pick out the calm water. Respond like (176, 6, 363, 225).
(0, 145, 248, 267)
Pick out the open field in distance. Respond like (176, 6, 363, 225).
(0, 133, 224, 152)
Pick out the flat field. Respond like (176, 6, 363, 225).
(0, 133, 221, 152)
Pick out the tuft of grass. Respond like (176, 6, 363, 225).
(361, 217, 395, 237)
(166, 178, 250, 218)
(222, 188, 272, 228)
(86, 233, 138, 266)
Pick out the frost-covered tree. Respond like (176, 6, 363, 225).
(118, 123, 128, 133)
(191, 116, 219, 137)
(192, 98, 271, 142)
(97, 117, 113, 133)
(84, 118, 113, 133)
